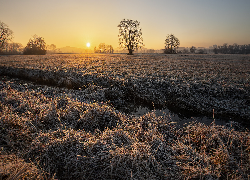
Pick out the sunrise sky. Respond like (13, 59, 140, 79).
(1, 0, 250, 50)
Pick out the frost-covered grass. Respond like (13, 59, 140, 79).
(0, 77, 249, 179)
(0, 54, 249, 124)
(0, 54, 250, 179)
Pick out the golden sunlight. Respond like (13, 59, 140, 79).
(86, 42, 90, 47)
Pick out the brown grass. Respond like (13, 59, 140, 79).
(0, 153, 50, 180)
(0, 54, 250, 179)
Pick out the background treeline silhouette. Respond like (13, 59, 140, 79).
(214, 43, 250, 54)
(94, 43, 114, 54)
(2, 19, 250, 55)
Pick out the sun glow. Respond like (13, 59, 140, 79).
(86, 43, 90, 47)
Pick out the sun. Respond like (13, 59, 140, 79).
(86, 42, 90, 47)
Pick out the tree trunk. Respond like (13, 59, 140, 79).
(127, 30, 133, 55)
(128, 49, 133, 55)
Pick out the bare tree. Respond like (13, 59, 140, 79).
(99, 43, 106, 53)
(164, 34, 180, 54)
(118, 19, 143, 55)
(222, 43, 228, 54)
(190, 46, 196, 53)
(48, 44, 56, 53)
(50, 44, 56, 51)
(23, 35, 46, 55)
(5, 42, 23, 54)
(94, 43, 114, 53)
(0, 21, 13, 53)
(108, 45, 114, 54)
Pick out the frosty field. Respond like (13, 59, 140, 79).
(0, 54, 249, 179)
(0, 53, 249, 126)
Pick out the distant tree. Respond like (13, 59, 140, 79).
(146, 49, 155, 53)
(94, 43, 113, 53)
(245, 44, 250, 54)
(197, 48, 207, 54)
(164, 34, 180, 54)
(239, 44, 250, 54)
(107, 45, 114, 53)
(213, 47, 218, 54)
(46, 44, 56, 54)
(213, 43, 250, 54)
(182, 48, 189, 54)
(190, 46, 196, 53)
(222, 43, 228, 54)
(49, 44, 56, 52)
(99, 43, 106, 53)
(232, 43, 240, 54)
(0, 21, 13, 54)
(23, 35, 46, 55)
(118, 19, 144, 55)
(5, 42, 23, 54)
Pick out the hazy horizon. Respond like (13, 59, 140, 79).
(1, 0, 250, 50)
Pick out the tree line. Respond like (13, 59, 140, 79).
(0, 19, 181, 55)
(94, 43, 114, 54)
(213, 43, 250, 54)
(179, 44, 250, 54)
(1, 19, 250, 55)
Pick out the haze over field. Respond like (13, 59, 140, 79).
(1, 0, 250, 50)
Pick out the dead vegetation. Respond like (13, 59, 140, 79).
(0, 54, 249, 124)
(0, 54, 250, 179)
(0, 81, 249, 179)
(0, 153, 49, 179)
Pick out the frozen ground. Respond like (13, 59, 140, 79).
(0, 53, 249, 127)
(0, 54, 249, 179)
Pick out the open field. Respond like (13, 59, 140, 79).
(0, 54, 250, 179)
(0, 53, 249, 126)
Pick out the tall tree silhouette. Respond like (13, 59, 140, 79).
(0, 21, 13, 53)
(164, 34, 180, 54)
(118, 19, 143, 55)
(23, 35, 46, 55)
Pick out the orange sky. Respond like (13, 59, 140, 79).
(1, 0, 250, 50)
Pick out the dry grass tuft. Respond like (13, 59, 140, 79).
(0, 153, 49, 179)
(1, 84, 249, 179)
(174, 122, 250, 179)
